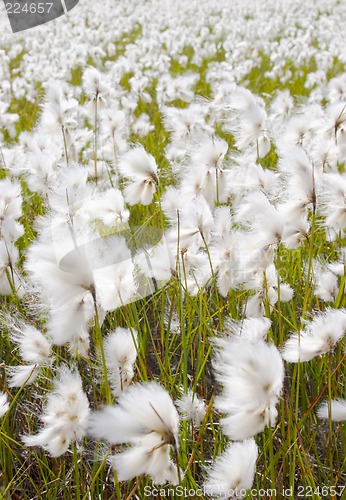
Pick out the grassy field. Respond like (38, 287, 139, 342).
(0, 1, 346, 499)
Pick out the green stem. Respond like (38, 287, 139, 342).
(301, 208, 316, 320)
(62, 126, 69, 165)
(268, 422, 276, 490)
(113, 468, 122, 499)
(276, 243, 283, 345)
(73, 442, 80, 500)
(327, 354, 334, 481)
(94, 306, 112, 404)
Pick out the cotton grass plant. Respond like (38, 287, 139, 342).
(0, 0, 346, 498)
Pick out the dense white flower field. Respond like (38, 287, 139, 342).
(0, 0, 345, 498)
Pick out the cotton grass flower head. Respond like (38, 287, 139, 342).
(313, 260, 339, 302)
(176, 389, 206, 428)
(328, 74, 346, 103)
(167, 195, 214, 250)
(0, 178, 22, 220)
(103, 327, 138, 396)
(243, 263, 293, 318)
(134, 238, 174, 285)
(319, 172, 346, 231)
(317, 399, 346, 422)
(281, 219, 310, 249)
(9, 319, 52, 365)
(4, 316, 53, 387)
(196, 210, 245, 296)
(281, 308, 346, 362)
(82, 67, 109, 108)
(99, 107, 128, 161)
(0, 240, 23, 296)
(179, 136, 231, 204)
(234, 191, 284, 247)
(86, 188, 130, 227)
(7, 365, 41, 388)
(225, 88, 270, 157)
(119, 146, 158, 206)
(223, 317, 271, 342)
(0, 392, 9, 417)
(190, 136, 228, 172)
(41, 82, 78, 135)
(88, 381, 181, 484)
(203, 439, 258, 499)
(236, 105, 270, 158)
(270, 89, 294, 126)
(0, 216, 24, 245)
(213, 337, 284, 440)
(163, 104, 212, 145)
(277, 146, 316, 222)
(23, 366, 90, 457)
(132, 113, 154, 137)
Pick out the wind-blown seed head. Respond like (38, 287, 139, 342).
(10, 320, 52, 365)
(213, 337, 284, 440)
(7, 364, 41, 388)
(223, 316, 271, 342)
(23, 366, 90, 457)
(118, 146, 158, 206)
(176, 389, 206, 427)
(88, 382, 180, 484)
(313, 261, 339, 302)
(0, 178, 22, 220)
(89, 381, 179, 444)
(319, 172, 346, 231)
(83, 67, 109, 106)
(317, 399, 346, 422)
(104, 327, 138, 396)
(0, 392, 9, 417)
(119, 146, 158, 183)
(86, 189, 129, 227)
(203, 439, 258, 499)
(2, 315, 53, 387)
(109, 433, 179, 484)
(281, 308, 346, 362)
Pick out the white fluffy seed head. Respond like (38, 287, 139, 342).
(119, 146, 158, 183)
(223, 316, 272, 342)
(317, 399, 346, 422)
(0, 178, 22, 220)
(88, 382, 180, 484)
(22, 366, 90, 457)
(104, 327, 138, 368)
(0, 392, 9, 417)
(104, 327, 138, 396)
(282, 308, 346, 362)
(10, 321, 52, 365)
(88, 381, 179, 445)
(7, 364, 41, 388)
(176, 389, 206, 427)
(204, 439, 258, 499)
(213, 337, 284, 440)
(83, 67, 109, 106)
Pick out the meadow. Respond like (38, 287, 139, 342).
(0, 0, 345, 498)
